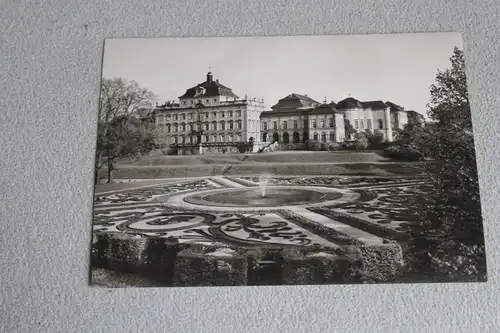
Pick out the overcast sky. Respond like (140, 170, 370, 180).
(102, 33, 463, 114)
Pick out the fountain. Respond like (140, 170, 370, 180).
(179, 174, 347, 209)
(258, 174, 271, 197)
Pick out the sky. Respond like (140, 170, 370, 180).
(101, 33, 463, 115)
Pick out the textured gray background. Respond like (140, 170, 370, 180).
(1, 0, 499, 332)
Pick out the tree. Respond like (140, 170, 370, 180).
(344, 119, 356, 140)
(408, 47, 486, 280)
(95, 78, 157, 183)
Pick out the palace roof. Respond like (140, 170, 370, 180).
(271, 93, 320, 110)
(178, 73, 239, 99)
(309, 103, 341, 114)
(335, 97, 364, 109)
(361, 100, 388, 109)
(385, 101, 405, 111)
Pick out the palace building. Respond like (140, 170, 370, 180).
(260, 95, 418, 145)
(153, 72, 265, 148)
(152, 72, 423, 153)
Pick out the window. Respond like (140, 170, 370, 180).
(212, 112, 217, 118)
(283, 121, 287, 130)
(229, 121, 233, 130)
(273, 121, 277, 130)
(212, 135, 217, 142)
(220, 135, 225, 142)
(329, 132, 335, 141)
(174, 137, 178, 143)
(204, 123, 209, 131)
(181, 123, 186, 131)
(188, 113, 193, 120)
(190, 100, 193, 105)
(166, 124, 171, 132)
(221, 122, 225, 130)
(182, 114, 186, 120)
(329, 118, 334, 128)
(213, 99, 217, 103)
(354, 119, 359, 129)
(263, 122, 268, 130)
(378, 119, 384, 129)
(166, 115, 171, 120)
(181, 137, 185, 143)
(321, 133, 326, 142)
(228, 135, 233, 142)
(205, 112, 209, 119)
(205, 136, 209, 142)
(174, 115, 178, 121)
(360, 119, 364, 129)
(367, 119, 372, 130)
(174, 124, 178, 132)
(205, 99, 209, 103)
(228, 111, 233, 117)
(313, 133, 318, 141)
(221, 112, 225, 118)
(236, 111, 241, 117)
(237, 121, 242, 129)
(293, 120, 298, 129)
(182, 101, 186, 105)
(211, 122, 217, 130)
(312, 120, 317, 129)
(197, 99, 201, 104)
(320, 119, 324, 128)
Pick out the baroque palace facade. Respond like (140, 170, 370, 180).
(153, 72, 265, 149)
(152, 72, 424, 152)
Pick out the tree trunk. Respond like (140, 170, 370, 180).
(107, 160, 113, 184)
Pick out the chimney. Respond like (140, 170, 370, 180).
(207, 71, 213, 83)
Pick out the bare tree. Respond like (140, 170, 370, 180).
(95, 78, 157, 183)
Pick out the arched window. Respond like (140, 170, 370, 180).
(166, 124, 171, 133)
(293, 132, 300, 143)
(212, 121, 217, 130)
(378, 119, 384, 129)
(181, 123, 186, 131)
(313, 133, 318, 141)
(229, 120, 234, 130)
(174, 124, 178, 132)
(273, 132, 279, 142)
(204, 122, 209, 131)
(321, 133, 326, 142)
(221, 121, 226, 130)
(237, 120, 242, 129)
(283, 132, 290, 143)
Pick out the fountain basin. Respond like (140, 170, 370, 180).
(199, 187, 334, 207)
(180, 186, 348, 209)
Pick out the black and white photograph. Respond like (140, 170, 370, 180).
(90, 33, 487, 287)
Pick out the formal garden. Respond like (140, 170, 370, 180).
(91, 48, 486, 287)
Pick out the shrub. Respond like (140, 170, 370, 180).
(383, 145, 424, 161)
(327, 142, 340, 152)
(355, 136, 369, 151)
(305, 140, 322, 151)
